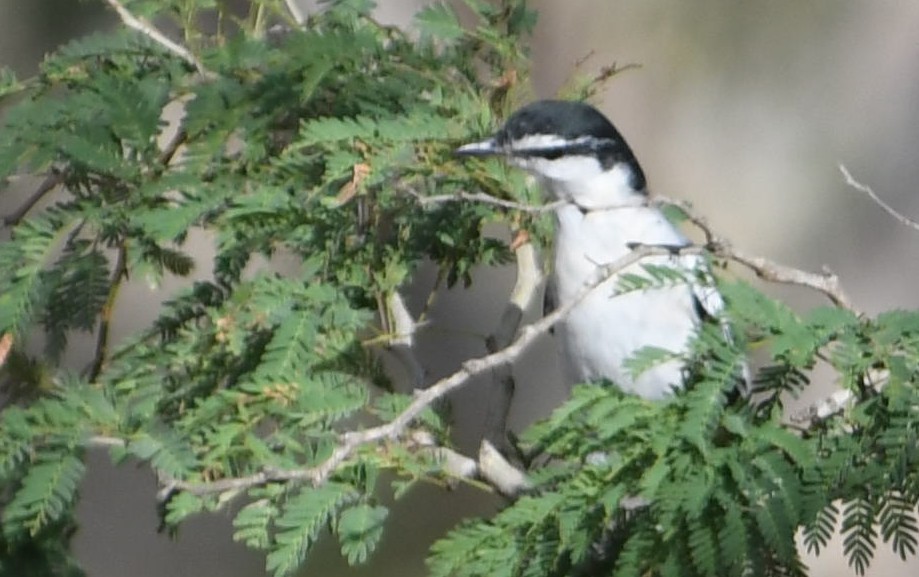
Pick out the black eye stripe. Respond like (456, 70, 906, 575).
(510, 138, 617, 160)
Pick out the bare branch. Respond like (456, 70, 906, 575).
(410, 431, 479, 480)
(727, 247, 855, 311)
(487, 237, 543, 351)
(404, 187, 659, 215)
(385, 291, 425, 390)
(3, 171, 64, 227)
(103, 0, 213, 77)
(87, 243, 128, 381)
(483, 237, 543, 448)
(840, 163, 919, 232)
(85, 435, 127, 449)
(284, 0, 307, 25)
(405, 188, 566, 213)
(410, 188, 848, 314)
(0, 333, 13, 369)
(654, 196, 859, 313)
(478, 440, 532, 496)
(409, 431, 530, 497)
(789, 368, 890, 428)
(156, 128, 188, 168)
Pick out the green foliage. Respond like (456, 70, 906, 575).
(0, 0, 536, 574)
(428, 282, 919, 576)
(337, 503, 389, 564)
(268, 482, 359, 576)
(2, 0, 919, 576)
(2, 455, 85, 539)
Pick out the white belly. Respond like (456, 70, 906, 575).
(552, 205, 701, 399)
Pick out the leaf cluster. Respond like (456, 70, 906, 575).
(0, 0, 537, 574)
(429, 282, 919, 576)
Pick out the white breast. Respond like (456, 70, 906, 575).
(551, 204, 703, 399)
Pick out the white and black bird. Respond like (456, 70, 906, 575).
(457, 99, 744, 400)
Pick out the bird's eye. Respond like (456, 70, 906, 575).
(539, 149, 565, 160)
(514, 147, 567, 161)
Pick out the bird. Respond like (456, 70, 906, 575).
(456, 99, 744, 400)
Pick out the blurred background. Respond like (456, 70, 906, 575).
(2, 1, 919, 575)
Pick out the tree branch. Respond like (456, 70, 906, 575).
(410, 432, 531, 497)
(139, 245, 663, 497)
(483, 235, 542, 449)
(384, 291, 425, 390)
(405, 188, 567, 214)
(87, 242, 128, 381)
(653, 195, 859, 313)
(103, 0, 212, 77)
(409, 187, 858, 312)
(3, 171, 64, 226)
(840, 163, 919, 232)
(283, 0, 307, 25)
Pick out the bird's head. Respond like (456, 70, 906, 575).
(456, 100, 647, 207)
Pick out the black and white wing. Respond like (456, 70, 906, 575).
(684, 253, 753, 397)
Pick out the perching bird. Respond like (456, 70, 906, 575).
(456, 99, 744, 400)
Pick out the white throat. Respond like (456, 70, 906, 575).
(537, 160, 645, 210)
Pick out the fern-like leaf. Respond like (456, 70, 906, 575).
(842, 497, 877, 575)
(2, 454, 85, 539)
(336, 503, 389, 565)
(233, 498, 277, 551)
(879, 492, 919, 560)
(802, 503, 838, 556)
(267, 483, 358, 577)
(127, 430, 198, 480)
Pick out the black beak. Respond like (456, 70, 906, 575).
(454, 138, 501, 157)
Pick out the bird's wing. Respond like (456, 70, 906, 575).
(683, 253, 753, 397)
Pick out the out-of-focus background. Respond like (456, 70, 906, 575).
(3, 1, 919, 576)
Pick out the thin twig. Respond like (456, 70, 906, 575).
(406, 188, 655, 214)
(103, 0, 212, 77)
(840, 163, 919, 232)
(85, 435, 127, 449)
(156, 128, 188, 167)
(385, 291, 425, 390)
(487, 238, 543, 351)
(478, 440, 532, 496)
(406, 188, 567, 213)
(89, 430, 532, 499)
(727, 247, 854, 311)
(283, 0, 307, 25)
(653, 195, 858, 313)
(87, 243, 128, 381)
(788, 368, 890, 429)
(4, 171, 64, 226)
(410, 188, 858, 311)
